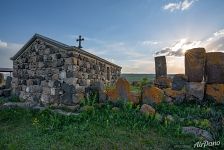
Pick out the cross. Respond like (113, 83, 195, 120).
(76, 35, 84, 48)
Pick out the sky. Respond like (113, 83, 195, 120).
(0, 0, 224, 74)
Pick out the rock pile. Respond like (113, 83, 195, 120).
(155, 48, 224, 104)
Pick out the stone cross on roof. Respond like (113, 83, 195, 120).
(76, 35, 84, 48)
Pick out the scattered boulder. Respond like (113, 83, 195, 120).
(164, 88, 185, 104)
(182, 126, 213, 141)
(127, 92, 140, 105)
(140, 104, 156, 116)
(154, 76, 172, 89)
(155, 56, 167, 78)
(185, 48, 206, 82)
(205, 84, 224, 104)
(186, 82, 205, 101)
(142, 86, 164, 105)
(205, 52, 224, 84)
(172, 74, 187, 91)
(115, 78, 130, 100)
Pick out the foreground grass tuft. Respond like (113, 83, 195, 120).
(0, 102, 223, 149)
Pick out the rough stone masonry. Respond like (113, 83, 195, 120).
(10, 34, 121, 106)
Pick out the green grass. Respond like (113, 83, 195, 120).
(121, 74, 155, 83)
(1, 102, 223, 150)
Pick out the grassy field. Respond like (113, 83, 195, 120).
(0, 101, 223, 149)
(121, 74, 155, 83)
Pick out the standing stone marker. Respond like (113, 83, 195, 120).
(205, 52, 224, 83)
(185, 48, 206, 82)
(0, 73, 4, 86)
(155, 56, 167, 78)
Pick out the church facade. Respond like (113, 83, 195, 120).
(11, 34, 121, 105)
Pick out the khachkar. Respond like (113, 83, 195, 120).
(154, 56, 167, 78)
(185, 48, 206, 82)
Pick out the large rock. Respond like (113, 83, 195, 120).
(154, 76, 172, 89)
(127, 92, 139, 105)
(115, 78, 130, 100)
(172, 74, 187, 91)
(0, 73, 4, 87)
(205, 84, 224, 104)
(205, 52, 224, 83)
(155, 56, 167, 78)
(140, 104, 156, 116)
(106, 88, 118, 102)
(186, 82, 205, 101)
(142, 86, 164, 105)
(164, 88, 185, 104)
(182, 126, 213, 141)
(185, 48, 206, 82)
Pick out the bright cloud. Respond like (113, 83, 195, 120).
(0, 42, 23, 68)
(0, 40, 7, 48)
(163, 0, 197, 12)
(155, 28, 224, 57)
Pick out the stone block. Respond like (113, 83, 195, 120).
(186, 82, 205, 101)
(59, 71, 66, 80)
(154, 76, 172, 89)
(5, 76, 12, 89)
(115, 78, 130, 100)
(64, 78, 78, 86)
(0, 73, 4, 86)
(140, 104, 156, 116)
(205, 52, 224, 83)
(142, 86, 164, 105)
(205, 84, 224, 104)
(172, 74, 187, 91)
(185, 48, 206, 82)
(155, 56, 167, 78)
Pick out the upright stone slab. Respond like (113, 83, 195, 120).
(185, 48, 206, 82)
(155, 56, 167, 78)
(0, 73, 4, 86)
(205, 52, 224, 83)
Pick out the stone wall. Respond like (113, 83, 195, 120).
(12, 38, 121, 105)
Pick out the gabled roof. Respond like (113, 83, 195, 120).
(11, 34, 121, 68)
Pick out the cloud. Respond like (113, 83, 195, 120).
(155, 28, 224, 57)
(0, 40, 7, 48)
(0, 42, 23, 68)
(163, 0, 196, 12)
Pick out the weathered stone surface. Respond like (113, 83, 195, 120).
(142, 86, 164, 105)
(11, 36, 121, 106)
(127, 92, 139, 105)
(186, 82, 205, 101)
(0, 73, 4, 86)
(185, 48, 206, 82)
(164, 88, 185, 104)
(154, 76, 172, 89)
(172, 74, 187, 91)
(106, 88, 119, 102)
(205, 52, 224, 83)
(140, 104, 156, 116)
(182, 126, 213, 141)
(155, 56, 167, 78)
(115, 78, 130, 100)
(205, 84, 224, 104)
